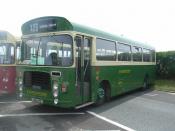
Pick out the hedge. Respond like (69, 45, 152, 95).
(156, 51, 175, 79)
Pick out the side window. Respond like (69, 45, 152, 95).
(84, 38, 90, 61)
(96, 38, 116, 61)
(117, 43, 131, 61)
(143, 49, 151, 62)
(132, 46, 142, 61)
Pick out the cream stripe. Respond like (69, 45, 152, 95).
(0, 64, 16, 66)
(92, 61, 156, 66)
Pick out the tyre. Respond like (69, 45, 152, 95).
(95, 84, 105, 105)
(142, 77, 149, 90)
(95, 81, 111, 105)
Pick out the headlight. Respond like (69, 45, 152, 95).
(53, 81, 58, 98)
(19, 79, 23, 85)
(18, 79, 23, 91)
(19, 92, 23, 98)
(19, 86, 23, 91)
(53, 90, 58, 97)
(53, 82, 58, 90)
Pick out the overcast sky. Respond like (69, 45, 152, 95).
(0, 0, 174, 51)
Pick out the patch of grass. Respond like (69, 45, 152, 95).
(153, 79, 175, 92)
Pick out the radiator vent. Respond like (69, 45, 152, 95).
(24, 71, 50, 90)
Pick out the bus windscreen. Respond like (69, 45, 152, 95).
(22, 34, 73, 66)
(0, 43, 15, 64)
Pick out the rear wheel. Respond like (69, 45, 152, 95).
(142, 77, 149, 90)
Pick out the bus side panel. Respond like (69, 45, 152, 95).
(91, 64, 156, 99)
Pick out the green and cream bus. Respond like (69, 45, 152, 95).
(17, 16, 156, 108)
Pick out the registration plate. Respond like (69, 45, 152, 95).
(32, 98, 43, 104)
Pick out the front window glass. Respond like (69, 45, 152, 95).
(22, 35, 73, 66)
(0, 43, 15, 64)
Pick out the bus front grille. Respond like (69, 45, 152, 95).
(23, 71, 51, 90)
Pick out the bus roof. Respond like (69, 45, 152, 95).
(21, 16, 155, 50)
(0, 30, 16, 44)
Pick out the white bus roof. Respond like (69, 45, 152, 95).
(0, 30, 16, 44)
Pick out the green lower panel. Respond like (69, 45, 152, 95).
(17, 64, 156, 108)
(17, 66, 82, 108)
(23, 88, 75, 108)
(90, 64, 156, 98)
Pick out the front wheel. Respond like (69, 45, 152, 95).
(95, 85, 105, 105)
(95, 82, 111, 105)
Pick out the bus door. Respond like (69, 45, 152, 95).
(75, 35, 91, 104)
